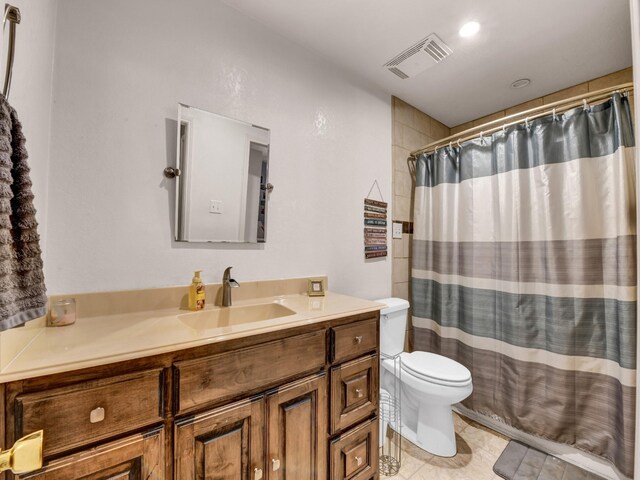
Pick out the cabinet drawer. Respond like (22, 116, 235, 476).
(19, 426, 164, 479)
(330, 354, 378, 433)
(174, 331, 325, 414)
(331, 319, 377, 364)
(15, 369, 164, 458)
(330, 418, 378, 480)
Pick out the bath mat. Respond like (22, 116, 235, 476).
(493, 441, 605, 480)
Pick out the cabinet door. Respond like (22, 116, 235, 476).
(330, 418, 378, 480)
(330, 354, 378, 433)
(174, 396, 265, 480)
(18, 426, 164, 480)
(266, 373, 327, 480)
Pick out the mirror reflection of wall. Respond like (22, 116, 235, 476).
(175, 104, 270, 243)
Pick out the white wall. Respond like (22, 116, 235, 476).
(3, 0, 57, 262)
(45, 0, 392, 300)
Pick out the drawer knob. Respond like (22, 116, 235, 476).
(272, 458, 280, 471)
(355, 455, 363, 466)
(355, 388, 364, 398)
(354, 335, 363, 344)
(89, 407, 105, 423)
(254, 467, 263, 480)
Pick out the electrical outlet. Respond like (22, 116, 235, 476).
(392, 222, 403, 239)
(209, 200, 223, 214)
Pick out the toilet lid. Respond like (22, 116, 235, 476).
(401, 352, 472, 386)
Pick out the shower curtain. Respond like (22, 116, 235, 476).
(411, 93, 636, 476)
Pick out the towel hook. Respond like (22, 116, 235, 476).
(2, 4, 20, 99)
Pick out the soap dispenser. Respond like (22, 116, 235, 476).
(189, 270, 206, 311)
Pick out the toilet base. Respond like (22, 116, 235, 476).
(396, 403, 458, 457)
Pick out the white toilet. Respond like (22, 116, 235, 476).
(376, 298, 473, 457)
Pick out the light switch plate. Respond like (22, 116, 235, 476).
(209, 200, 223, 214)
(392, 222, 403, 239)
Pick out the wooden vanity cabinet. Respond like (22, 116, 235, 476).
(3, 310, 380, 480)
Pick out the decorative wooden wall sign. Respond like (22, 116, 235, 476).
(364, 180, 387, 259)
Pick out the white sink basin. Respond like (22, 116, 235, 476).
(178, 302, 296, 329)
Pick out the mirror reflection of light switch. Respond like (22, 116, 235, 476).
(393, 222, 403, 239)
(209, 200, 223, 214)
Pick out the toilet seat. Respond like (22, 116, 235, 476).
(400, 351, 472, 387)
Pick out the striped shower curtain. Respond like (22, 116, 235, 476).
(411, 93, 636, 476)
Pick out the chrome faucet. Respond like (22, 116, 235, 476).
(222, 266, 240, 306)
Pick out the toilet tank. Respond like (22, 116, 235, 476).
(375, 297, 410, 356)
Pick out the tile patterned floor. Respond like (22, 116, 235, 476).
(381, 413, 510, 480)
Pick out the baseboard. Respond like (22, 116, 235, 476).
(453, 405, 631, 480)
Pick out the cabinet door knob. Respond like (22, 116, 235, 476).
(355, 455, 363, 466)
(89, 406, 105, 423)
(254, 467, 263, 480)
(272, 458, 280, 471)
(355, 388, 364, 398)
(354, 335, 363, 344)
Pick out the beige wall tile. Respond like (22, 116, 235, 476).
(393, 146, 412, 173)
(588, 67, 633, 91)
(394, 170, 413, 198)
(472, 111, 505, 128)
(394, 97, 415, 128)
(401, 124, 426, 151)
(505, 97, 544, 117)
(543, 82, 588, 105)
(392, 281, 409, 300)
(431, 120, 450, 140)
(414, 109, 431, 135)
(393, 258, 409, 283)
(451, 120, 474, 135)
(404, 234, 412, 258)
(393, 195, 411, 222)
(393, 237, 404, 258)
(392, 122, 403, 146)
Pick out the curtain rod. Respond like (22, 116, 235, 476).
(409, 82, 634, 159)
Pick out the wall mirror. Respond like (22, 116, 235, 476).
(173, 104, 271, 243)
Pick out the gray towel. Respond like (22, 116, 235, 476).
(0, 95, 47, 330)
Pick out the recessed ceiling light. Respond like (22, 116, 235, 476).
(511, 78, 531, 89)
(459, 21, 480, 38)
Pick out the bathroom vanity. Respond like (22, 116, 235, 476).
(0, 279, 381, 479)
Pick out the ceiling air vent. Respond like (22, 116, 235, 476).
(384, 33, 452, 79)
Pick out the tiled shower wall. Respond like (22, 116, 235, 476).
(391, 97, 450, 302)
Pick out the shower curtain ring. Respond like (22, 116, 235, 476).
(457, 139, 461, 147)
(552, 108, 557, 121)
(583, 99, 590, 111)
(525, 118, 529, 128)
(449, 141, 453, 149)
(502, 124, 507, 134)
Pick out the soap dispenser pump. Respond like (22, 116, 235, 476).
(189, 270, 205, 311)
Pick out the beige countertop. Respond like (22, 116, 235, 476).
(0, 291, 383, 384)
